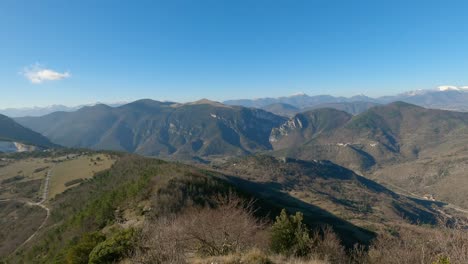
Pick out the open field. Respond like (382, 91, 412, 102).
(0, 158, 52, 182)
(0, 158, 53, 201)
(0, 153, 115, 201)
(48, 154, 115, 199)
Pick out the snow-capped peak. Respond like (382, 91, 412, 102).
(437, 85, 468, 92)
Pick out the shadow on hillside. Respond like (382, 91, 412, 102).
(225, 175, 376, 248)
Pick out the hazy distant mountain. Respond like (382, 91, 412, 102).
(16, 99, 285, 160)
(380, 89, 468, 111)
(0, 105, 80, 118)
(224, 93, 350, 108)
(224, 89, 468, 112)
(261, 101, 379, 117)
(0, 114, 55, 151)
(261, 103, 300, 117)
(301, 101, 381, 115)
(0, 102, 127, 117)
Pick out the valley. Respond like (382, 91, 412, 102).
(10, 99, 468, 211)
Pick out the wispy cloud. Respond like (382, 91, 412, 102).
(21, 64, 71, 84)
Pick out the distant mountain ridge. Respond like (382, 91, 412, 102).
(0, 102, 127, 118)
(4, 87, 468, 118)
(224, 88, 468, 113)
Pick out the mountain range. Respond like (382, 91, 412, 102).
(0, 102, 126, 118)
(15, 99, 285, 160)
(224, 88, 468, 115)
(3, 88, 468, 119)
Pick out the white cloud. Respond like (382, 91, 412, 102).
(21, 64, 71, 84)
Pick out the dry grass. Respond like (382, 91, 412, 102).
(48, 154, 114, 199)
(0, 158, 53, 200)
(190, 249, 328, 264)
(0, 153, 115, 201)
(0, 158, 52, 182)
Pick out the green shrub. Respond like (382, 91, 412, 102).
(433, 256, 450, 264)
(270, 209, 310, 256)
(88, 228, 137, 264)
(65, 232, 105, 264)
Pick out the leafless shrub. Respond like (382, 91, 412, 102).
(133, 194, 267, 263)
(309, 225, 347, 264)
(134, 216, 187, 264)
(365, 224, 468, 264)
(179, 194, 267, 256)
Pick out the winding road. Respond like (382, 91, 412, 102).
(1, 167, 54, 255)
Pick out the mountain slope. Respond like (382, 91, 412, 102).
(272, 102, 468, 208)
(7, 152, 456, 262)
(16, 99, 286, 160)
(219, 155, 443, 229)
(0, 114, 55, 149)
(274, 102, 468, 167)
(4, 153, 374, 262)
(270, 108, 352, 150)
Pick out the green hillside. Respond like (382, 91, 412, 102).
(0, 114, 55, 148)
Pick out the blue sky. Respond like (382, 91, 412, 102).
(1, 0, 468, 107)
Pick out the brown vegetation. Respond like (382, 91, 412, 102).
(363, 224, 468, 264)
(134, 199, 468, 264)
(135, 195, 267, 263)
(0, 201, 47, 257)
